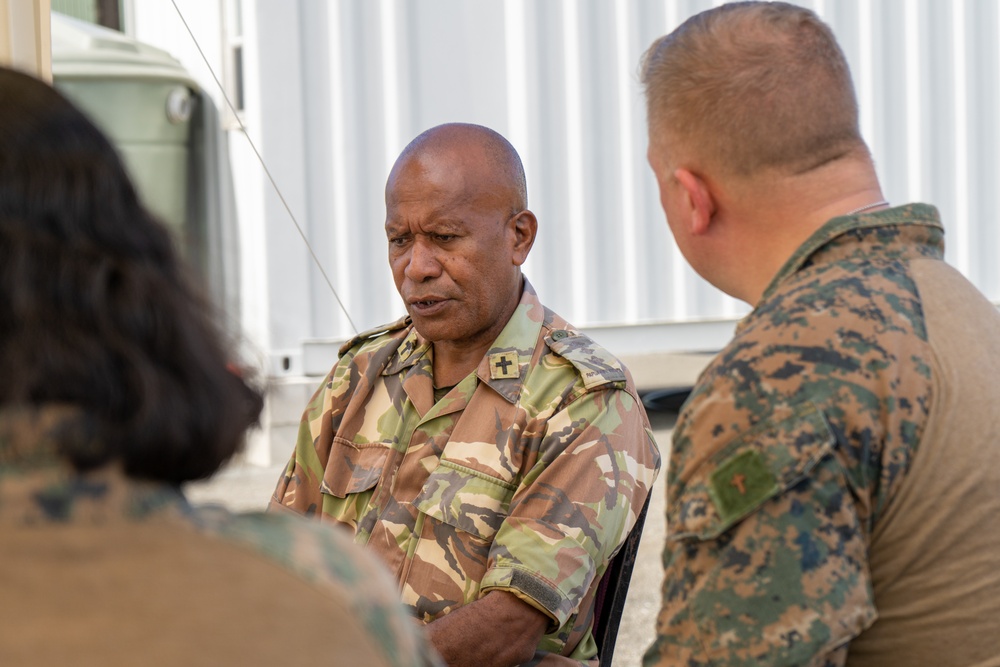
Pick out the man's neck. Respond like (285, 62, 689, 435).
(728, 157, 885, 305)
(431, 341, 491, 388)
(429, 281, 524, 388)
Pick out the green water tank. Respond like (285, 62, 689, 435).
(50, 12, 199, 247)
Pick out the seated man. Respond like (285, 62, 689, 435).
(641, 2, 1000, 665)
(271, 123, 660, 666)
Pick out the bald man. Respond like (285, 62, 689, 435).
(272, 123, 659, 666)
(641, 3, 1000, 666)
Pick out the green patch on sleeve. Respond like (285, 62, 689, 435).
(709, 449, 779, 524)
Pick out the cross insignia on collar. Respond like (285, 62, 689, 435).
(489, 351, 520, 380)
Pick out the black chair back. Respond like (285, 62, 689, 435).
(592, 495, 652, 665)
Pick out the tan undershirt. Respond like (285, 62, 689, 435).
(846, 259, 1000, 667)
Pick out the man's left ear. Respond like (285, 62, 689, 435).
(509, 210, 537, 266)
(674, 168, 716, 236)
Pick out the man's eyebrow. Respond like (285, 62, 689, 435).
(384, 217, 468, 235)
(427, 218, 466, 232)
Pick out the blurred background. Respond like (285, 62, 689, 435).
(8, 0, 1000, 465)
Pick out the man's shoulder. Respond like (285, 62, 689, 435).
(191, 507, 404, 620)
(529, 305, 632, 393)
(189, 506, 439, 667)
(337, 315, 412, 357)
(540, 327, 630, 391)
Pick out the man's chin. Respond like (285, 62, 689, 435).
(407, 313, 450, 343)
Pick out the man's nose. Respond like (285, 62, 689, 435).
(404, 238, 443, 282)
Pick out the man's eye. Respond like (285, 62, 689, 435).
(434, 234, 455, 242)
(388, 236, 408, 247)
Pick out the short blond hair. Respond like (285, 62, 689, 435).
(641, 1, 864, 177)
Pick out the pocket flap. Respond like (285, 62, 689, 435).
(413, 461, 516, 539)
(320, 437, 390, 498)
(669, 401, 835, 540)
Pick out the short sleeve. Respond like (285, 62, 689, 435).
(481, 386, 660, 630)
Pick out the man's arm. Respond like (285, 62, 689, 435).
(475, 386, 659, 651)
(426, 591, 548, 667)
(269, 373, 337, 515)
(644, 400, 876, 667)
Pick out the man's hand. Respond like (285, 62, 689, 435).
(425, 590, 549, 667)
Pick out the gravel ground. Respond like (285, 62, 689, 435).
(184, 410, 677, 667)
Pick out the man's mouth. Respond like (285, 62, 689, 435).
(408, 297, 449, 314)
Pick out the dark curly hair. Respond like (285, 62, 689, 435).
(0, 66, 263, 483)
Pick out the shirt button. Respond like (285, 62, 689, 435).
(551, 330, 570, 341)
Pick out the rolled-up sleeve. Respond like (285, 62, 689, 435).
(481, 386, 660, 627)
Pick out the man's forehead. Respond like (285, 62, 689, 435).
(388, 155, 507, 209)
(390, 146, 473, 188)
(384, 215, 467, 235)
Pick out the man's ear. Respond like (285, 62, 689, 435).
(674, 167, 716, 236)
(509, 209, 537, 266)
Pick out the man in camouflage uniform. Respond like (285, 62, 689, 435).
(0, 406, 440, 666)
(641, 3, 1000, 666)
(271, 123, 659, 666)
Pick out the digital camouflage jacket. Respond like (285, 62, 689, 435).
(646, 204, 1000, 666)
(273, 280, 660, 665)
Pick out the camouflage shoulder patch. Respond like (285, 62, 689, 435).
(545, 329, 627, 390)
(709, 449, 778, 525)
(337, 315, 411, 357)
(669, 400, 835, 540)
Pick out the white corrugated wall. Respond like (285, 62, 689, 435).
(132, 0, 1000, 377)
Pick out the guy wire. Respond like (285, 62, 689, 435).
(169, 0, 359, 335)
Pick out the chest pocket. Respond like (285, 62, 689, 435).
(413, 460, 516, 539)
(669, 400, 836, 541)
(320, 437, 390, 498)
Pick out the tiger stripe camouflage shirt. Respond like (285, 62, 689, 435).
(272, 279, 660, 665)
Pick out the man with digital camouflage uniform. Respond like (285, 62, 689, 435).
(271, 122, 660, 666)
(641, 2, 1000, 666)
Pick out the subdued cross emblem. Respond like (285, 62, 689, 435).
(489, 351, 519, 380)
(730, 472, 747, 495)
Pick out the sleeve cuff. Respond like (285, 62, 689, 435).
(480, 562, 574, 628)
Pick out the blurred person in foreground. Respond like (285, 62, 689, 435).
(271, 122, 660, 666)
(641, 2, 1000, 665)
(0, 66, 440, 667)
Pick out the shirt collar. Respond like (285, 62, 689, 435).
(382, 277, 546, 405)
(0, 405, 79, 473)
(758, 203, 944, 304)
(475, 278, 546, 404)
